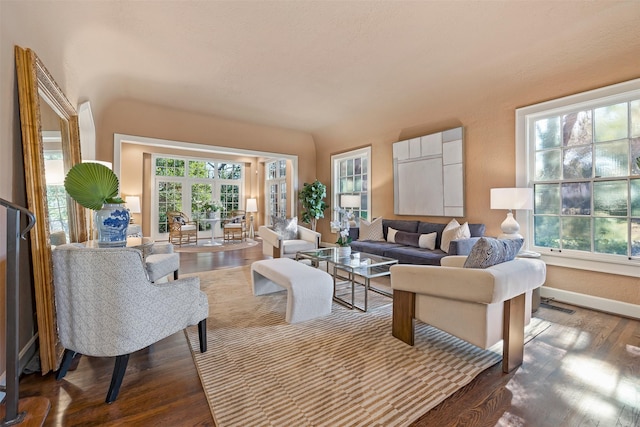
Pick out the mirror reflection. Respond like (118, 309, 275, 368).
(40, 96, 71, 245)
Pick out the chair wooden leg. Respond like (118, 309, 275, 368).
(198, 319, 207, 353)
(392, 290, 416, 346)
(106, 354, 130, 404)
(55, 349, 78, 380)
(502, 292, 526, 373)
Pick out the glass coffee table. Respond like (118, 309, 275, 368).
(296, 247, 398, 312)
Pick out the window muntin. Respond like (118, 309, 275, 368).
(530, 96, 640, 262)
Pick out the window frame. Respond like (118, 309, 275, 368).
(331, 147, 371, 228)
(516, 78, 640, 277)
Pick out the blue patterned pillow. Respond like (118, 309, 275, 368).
(463, 237, 524, 269)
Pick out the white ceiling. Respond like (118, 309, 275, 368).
(9, 1, 640, 137)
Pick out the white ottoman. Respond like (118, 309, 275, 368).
(251, 258, 333, 323)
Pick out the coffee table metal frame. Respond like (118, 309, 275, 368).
(296, 247, 397, 312)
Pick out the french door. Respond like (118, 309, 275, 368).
(152, 156, 243, 241)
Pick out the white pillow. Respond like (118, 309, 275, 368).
(358, 217, 384, 241)
(387, 227, 398, 243)
(418, 232, 437, 250)
(441, 220, 471, 253)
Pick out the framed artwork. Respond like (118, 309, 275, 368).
(393, 127, 464, 217)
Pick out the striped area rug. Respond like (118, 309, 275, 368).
(185, 266, 547, 427)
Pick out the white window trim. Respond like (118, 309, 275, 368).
(331, 146, 372, 228)
(516, 77, 640, 277)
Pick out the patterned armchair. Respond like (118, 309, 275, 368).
(52, 244, 209, 403)
(167, 211, 198, 246)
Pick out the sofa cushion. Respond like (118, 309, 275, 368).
(358, 217, 384, 241)
(383, 246, 447, 266)
(349, 240, 403, 257)
(463, 237, 524, 269)
(272, 216, 298, 240)
(468, 223, 486, 238)
(387, 227, 399, 243)
(441, 220, 470, 253)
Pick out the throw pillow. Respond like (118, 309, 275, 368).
(418, 232, 437, 250)
(272, 216, 298, 240)
(358, 217, 384, 241)
(440, 220, 470, 253)
(395, 231, 420, 247)
(463, 237, 524, 269)
(387, 227, 398, 243)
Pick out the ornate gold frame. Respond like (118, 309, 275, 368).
(15, 46, 87, 374)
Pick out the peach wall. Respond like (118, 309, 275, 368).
(98, 99, 317, 186)
(314, 78, 640, 306)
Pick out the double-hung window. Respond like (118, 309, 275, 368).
(517, 78, 640, 276)
(331, 147, 371, 226)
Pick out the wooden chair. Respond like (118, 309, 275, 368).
(222, 210, 247, 242)
(167, 211, 198, 246)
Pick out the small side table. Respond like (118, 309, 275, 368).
(200, 218, 221, 246)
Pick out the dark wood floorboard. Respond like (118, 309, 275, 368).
(17, 240, 640, 426)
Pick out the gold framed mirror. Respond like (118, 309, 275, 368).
(15, 46, 87, 374)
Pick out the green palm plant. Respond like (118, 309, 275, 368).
(64, 162, 124, 210)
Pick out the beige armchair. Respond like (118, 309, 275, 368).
(52, 244, 209, 403)
(390, 255, 546, 373)
(259, 224, 320, 258)
(167, 211, 198, 246)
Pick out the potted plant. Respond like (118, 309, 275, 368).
(203, 200, 224, 219)
(64, 162, 129, 246)
(330, 207, 354, 256)
(299, 180, 328, 231)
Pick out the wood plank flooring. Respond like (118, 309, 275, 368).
(17, 241, 640, 426)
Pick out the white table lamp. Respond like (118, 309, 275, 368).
(246, 198, 258, 239)
(125, 196, 141, 224)
(490, 188, 533, 239)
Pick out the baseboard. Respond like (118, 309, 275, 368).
(540, 287, 639, 320)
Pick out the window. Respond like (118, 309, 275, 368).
(517, 78, 640, 276)
(265, 159, 287, 222)
(331, 147, 371, 225)
(153, 155, 243, 239)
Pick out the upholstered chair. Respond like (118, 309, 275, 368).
(259, 222, 320, 258)
(390, 255, 546, 373)
(167, 211, 198, 246)
(144, 242, 180, 282)
(52, 244, 209, 403)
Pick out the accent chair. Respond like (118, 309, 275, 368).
(52, 244, 209, 403)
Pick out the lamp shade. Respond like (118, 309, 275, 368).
(340, 194, 361, 209)
(125, 196, 141, 213)
(246, 198, 258, 213)
(82, 159, 113, 170)
(490, 188, 533, 210)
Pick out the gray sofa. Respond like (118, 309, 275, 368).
(348, 219, 485, 266)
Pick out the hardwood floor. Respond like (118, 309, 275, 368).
(17, 242, 640, 426)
